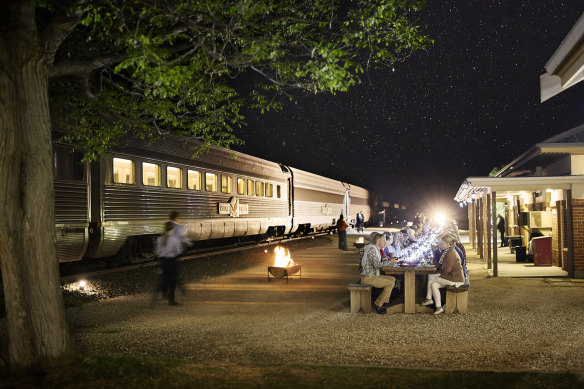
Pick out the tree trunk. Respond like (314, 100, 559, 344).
(0, 1, 76, 370)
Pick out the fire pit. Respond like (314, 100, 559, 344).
(353, 236, 365, 249)
(267, 265, 302, 283)
(267, 246, 301, 283)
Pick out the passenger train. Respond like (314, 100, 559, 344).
(52, 131, 375, 264)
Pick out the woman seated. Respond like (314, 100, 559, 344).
(383, 232, 401, 258)
(361, 232, 399, 314)
(422, 234, 465, 315)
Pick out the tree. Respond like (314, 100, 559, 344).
(0, 0, 431, 370)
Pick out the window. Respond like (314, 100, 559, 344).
(221, 175, 232, 194)
(188, 170, 202, 190)
(113, 158, 134, 184)
(205, 172, 218, 192)
(167, 166, 182, 188)
(143, 162, 161, 186)
(54, 148, 84, 180)
(266, 183, 273, 197)
(237, 178, 246, 195)
(256, 181, 264, 196)
(277, 185, 281, 199)
(247, 179, 255, 196)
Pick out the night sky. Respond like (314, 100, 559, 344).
(233, 0, 584, 219)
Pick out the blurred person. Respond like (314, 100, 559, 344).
(155, 221, 183, 306)
(361, 232, 399, 314)
(497, 214, 506, 247)
(169, 210, 191, 250)
(356, 210, 365, 233)
(337, 214, 348, 250)
(422, 234, 465, 314)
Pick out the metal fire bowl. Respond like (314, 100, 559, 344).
(268, 265, 301, 278)
(353, 242, 365, 249)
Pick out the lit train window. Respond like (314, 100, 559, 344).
(237, 178, 246, 195)
(256, 181, 264, 197)
(221, 175, 232, 194)
(113, 158, 134, 184)
(188, 170, 201, 190)
(266, 183, 273, 197)
(167, 166, 182, 188)
(247, 179, 255, 196)
(205, 172, 218, 192)
(143, 162, 161, 186)
(277, 185, 281, 198)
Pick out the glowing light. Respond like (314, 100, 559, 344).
(79, 280, 86, 291)
(435, 213, 447, 226)
(273, 246, 295, 267)
(264, 249, 268, 253)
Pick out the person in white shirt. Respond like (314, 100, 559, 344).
(155, 221, 183, 305)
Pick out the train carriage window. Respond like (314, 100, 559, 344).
(266, 183, 273, 197)
(247, 179, 254, 196)
(237, 178, 246, 195)
(54, 148, 84, 181)
(205, 172, 218, 192)
(277, 185, 281, 198)
(167, 166, 182, 188)
(142, 162, 161, 186)
(256, 181, 264, 197)
(221, 175, 232, 194)
(188, 170, 202, 190)
(113, 158, 134, 184)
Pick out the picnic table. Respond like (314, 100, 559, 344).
(381, 264, 437, 313)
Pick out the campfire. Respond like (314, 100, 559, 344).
(354, 236, 365, 249)
(267, 246, 302, 283)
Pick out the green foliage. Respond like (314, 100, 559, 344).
(46, 0, 432, 158)
(489, 166, 500, 177)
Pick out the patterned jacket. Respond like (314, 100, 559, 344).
(360, 244, 394, 277)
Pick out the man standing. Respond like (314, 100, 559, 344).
(497, 214, 506, 247)
(337, 214, 348, 250)
(356, 211, 364, 232)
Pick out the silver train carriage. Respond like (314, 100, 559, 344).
(52, 132, 375, 263)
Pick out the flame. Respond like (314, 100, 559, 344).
(274, 246, 295, 267)
(356, 237, 364, 243)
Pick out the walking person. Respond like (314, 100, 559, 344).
(497, 214, 506, 247)
(337, 214, 348, 250)
(155, 221, 183, 306)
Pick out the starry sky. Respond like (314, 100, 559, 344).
(233, 0, 584, 220)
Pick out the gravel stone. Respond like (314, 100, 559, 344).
(1, 235, 584, 373)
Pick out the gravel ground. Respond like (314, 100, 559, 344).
(2, 235, 584, 373)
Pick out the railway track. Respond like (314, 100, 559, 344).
(61, 232, 331, 282)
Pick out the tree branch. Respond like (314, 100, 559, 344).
(40, 0, 89, 64)
(48, 57, 123, 78)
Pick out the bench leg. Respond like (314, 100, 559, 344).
(350, 290, 361, 314)
(456, 291, 468, 314)
(360, 289, 372, 314)
(445, 290, 456, 314)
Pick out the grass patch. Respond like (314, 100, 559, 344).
(0, 354, 582, 389)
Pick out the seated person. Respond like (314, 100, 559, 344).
(361, 232, 399, 314)
(527, 229, 545, 256)
(383, 232, 401, 258)
(422, 234, 465, 315)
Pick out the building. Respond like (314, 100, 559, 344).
(456, 13, 584, 278)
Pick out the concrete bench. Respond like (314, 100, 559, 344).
(445, 285, 469, 314)
(348, 284, 372, 314)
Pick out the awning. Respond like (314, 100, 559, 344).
(540, 12, 584, 102)
(454, 176, 584, 202)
